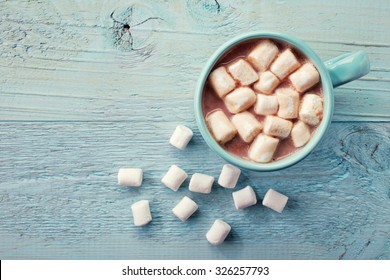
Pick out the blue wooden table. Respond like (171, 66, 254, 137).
(1, 0, 389, 259)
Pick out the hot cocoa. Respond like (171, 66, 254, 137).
(202, 38, 323, 163)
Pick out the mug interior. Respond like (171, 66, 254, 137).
(194, 32, 334, 171)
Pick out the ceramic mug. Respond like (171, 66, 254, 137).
(194, 31, 370, 171)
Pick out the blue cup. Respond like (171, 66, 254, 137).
(194, 32, 370, 171)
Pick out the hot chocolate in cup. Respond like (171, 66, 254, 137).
(194, 32, 370, 171)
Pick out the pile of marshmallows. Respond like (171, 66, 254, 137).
(207, 39, 323, 162)
(118, 125, 289, 245)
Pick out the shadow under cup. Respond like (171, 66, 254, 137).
(194, 32, 370, 171)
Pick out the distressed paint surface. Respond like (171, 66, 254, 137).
(0, 0, 389, 259)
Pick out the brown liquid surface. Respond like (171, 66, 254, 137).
(202, 39, 323, 162)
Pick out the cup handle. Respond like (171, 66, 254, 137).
(324, 50, 370, 88)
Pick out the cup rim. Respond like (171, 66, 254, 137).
(194, 31, 334, 171)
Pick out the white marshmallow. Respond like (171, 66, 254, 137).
(224, 87, 256, 114)
(208, 66, 236, 98)
(291, 121, 311, 148)
(275, 88, 300, 119)
(254, 94, 279, 116)
(161, 165, 188, 192)
(227, 59, 258, 86)
(206, 219, 231, 245)
(263, 116, 293, 139)
(232, 185, 257, 210)
(118, 168, 143, 187)
(218, 164, 241, 189)
(231, 111, 262, 143)
(247, 39, 279, 72)
(289, 63, 320, 93)
(169, 125, 193, 150)
(206, 110, 237, 144)
(253, 71, 280, 95)
(131, 200, 152, 226)
(172, 196, 198, 221)
(262, 189, 288, 213)
(189, 173, 214, 194)
(299, 93, 323, 126)
(248, 134, 280, 163)
(270, 49, 301, 80)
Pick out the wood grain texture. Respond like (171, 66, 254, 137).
(0, 0, 389, 259)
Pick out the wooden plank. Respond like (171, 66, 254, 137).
(1, 0, 390, 121)
(0, 122, 389, 259)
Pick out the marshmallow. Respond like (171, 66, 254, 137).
(262, 189, 288, 213)
(224, 87, 256, 114)
(253, 71, 280, 95)
(299, 93, 323, 126)
(248, 134, 279, 163)
(227, 59, 258, 86)
(254, 94, 279, 116)
(275, 88, 300, 119)
(247, 39, 279, 72)
(189, 173, 214, 194)
(263, 116, 293, 139)
(172, 196, 198, 221)
(289, 63, 320, 93)
(232, 185, 257, 210)
(208, 66, 236, 98)
(291, 121, 311, 148)
(161, 165, 188, 192)
(231, 111, 262, 143)
(206, 110, 237, 144)
(131, 200, 152, 226)
(118, 168, 143, 187)
(206, 219, 231, 245)
(270, 49, 301, 80)
(169, 125, 193, 150)
(218, 164, 241, 189)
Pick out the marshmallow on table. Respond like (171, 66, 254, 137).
(172, 196, 198, 221)
(270, 49, 301, 80)
(218, 164, 241, 189)
(118, 168, 143, 187)
(289, 63, 320, 93)
(227, 59, 258, 86)
(208, 66, 236, 98)
(189, 173, 214, 194)
(291, 121, 311, 148)
(299, 93, 323, 126)
(224, 87, 256, 114)
(206, 110, 237, 144)
(232, 186, 257, 210)
(247, 39, 279, 72)
(231, 111, 262, 143)
(254, 93, 279, 116)
(206, 219, 231, 245)
(275, 87, 300, 119)
(253, 71, 280, 95)
(248, 134, 279, 163)
(262, 189, 288, 213)
(263, 115, 293, 139)
(161, 165, 188, 192)
(131, 200, 152, 226)
(169, 125, 193, 150)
